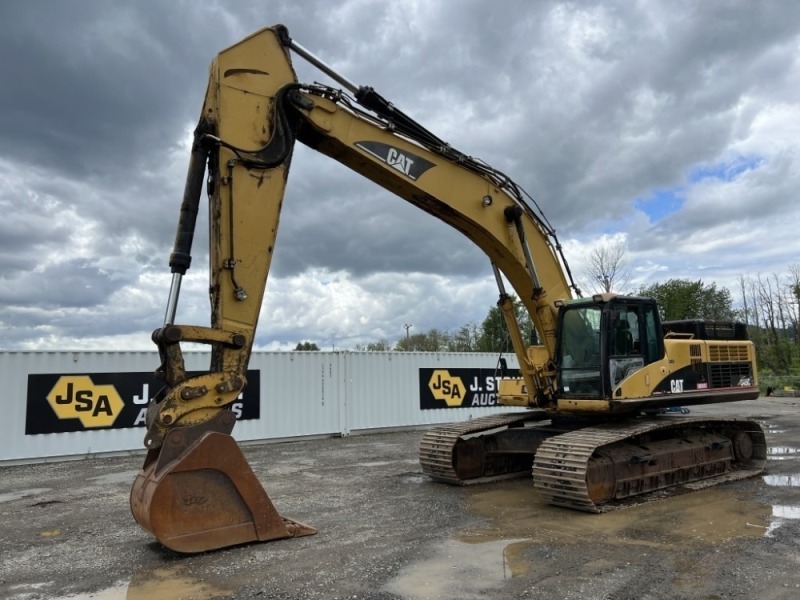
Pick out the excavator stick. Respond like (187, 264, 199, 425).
(130, 413, 315, 553)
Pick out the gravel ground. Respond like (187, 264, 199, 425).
(1, 396, 799, 599)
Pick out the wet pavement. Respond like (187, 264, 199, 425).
(2, 396, 800, 599)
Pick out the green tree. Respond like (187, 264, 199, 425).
(476, 296, 533, 353)
(638, 279, 734, 321)
(366, 340, 392, 351)
(354, 340, 393, 351)
(394, 328, 450, 352)
(294, 341, 320, 351)
(448, 323, 479, 352)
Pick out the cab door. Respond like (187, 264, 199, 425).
(607, 299, 663, 389)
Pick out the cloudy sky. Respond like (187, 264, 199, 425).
(1, 0, 799, 351)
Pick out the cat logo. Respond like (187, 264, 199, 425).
(354, 141, 436, 181)
(428, 369, 466, 407)
(386, 147, 415, 176)
(46, 375, 125, 428)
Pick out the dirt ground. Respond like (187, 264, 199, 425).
(2, 396, 800, 600)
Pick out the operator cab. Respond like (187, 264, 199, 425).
(555, 295, 664, 399)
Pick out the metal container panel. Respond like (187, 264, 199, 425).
(0, 351, 217, 463)
(344, 352, 523, 433)
(239, 352, 342, 440)
(1, 350, 524, 463)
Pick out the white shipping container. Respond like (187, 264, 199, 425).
(0, 350, 523, 464)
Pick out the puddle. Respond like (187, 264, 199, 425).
(355, 461, 394, 467)
(355, 459, 419, 468)
(40, 529, 62, 537)
(47, 582, 128, 600)
(399, 472, 428, 484)
(462, 480, 771, 549)
(764, 424, 787, 434)
(45, 566, 232, 600)
(384, 480, 778, 599)
(766, 505, 800, 537)
(773, 505, 800, 518)
(384, 538, 528, 599)
(768, 446, 800, 460)
(763, 474, 800, 487)
(87, 471, 140, 486)
(0, 488, 52, 503)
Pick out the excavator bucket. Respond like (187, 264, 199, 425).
(130, 429, 315, 553)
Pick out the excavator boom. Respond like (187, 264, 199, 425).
(132, 26, 579, 552)
(132, 25, 764, 553)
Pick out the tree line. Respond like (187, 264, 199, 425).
(292, 298, 532, 354)
(293, 256, 800, 382)
(581, 241, 799, 380)
(736, 268, 800, 378)
(358, 299, 534, 354)
(296, 273, 798, 361)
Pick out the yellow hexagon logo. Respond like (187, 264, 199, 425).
(46, 376, 125, 428)
(428, 369, 466, 407)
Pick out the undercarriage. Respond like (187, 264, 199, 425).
(419, 412, 766, 512)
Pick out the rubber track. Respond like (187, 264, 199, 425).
(418, 411, 548, 485)
(532, 418, 766, 513)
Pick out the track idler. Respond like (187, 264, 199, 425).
(130, 412, 315, 553)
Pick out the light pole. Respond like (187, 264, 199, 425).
(403, 323, 412, 350)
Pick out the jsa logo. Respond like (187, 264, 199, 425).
(428, 369, 466, 407)
(47, 376, 124, 428)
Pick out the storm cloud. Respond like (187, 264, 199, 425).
(1, 0, 799, 351)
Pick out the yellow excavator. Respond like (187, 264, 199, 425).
(130, 25, 766, 553)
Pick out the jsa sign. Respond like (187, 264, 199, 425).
(419, 367, 520, 410)
(25, 371, 260, 435)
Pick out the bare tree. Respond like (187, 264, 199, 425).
(789, 264, 800, 346)
(737, 274, 750, 325)
(731, 268, 799, 376)
(584, 240, 631, 294)
(751, 273, 793, 372)
(355, 339, 392, 351)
